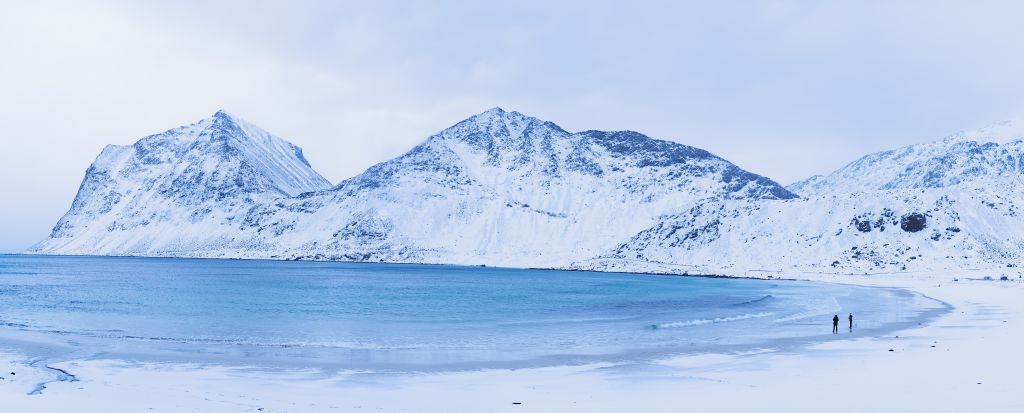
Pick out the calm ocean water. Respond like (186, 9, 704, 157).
(0, 255, 945, 370)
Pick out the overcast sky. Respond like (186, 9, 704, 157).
(2, 0, 1024, 252)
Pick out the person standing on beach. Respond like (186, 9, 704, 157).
(832, 314, 839, 334)
(849, 313, 853, 330)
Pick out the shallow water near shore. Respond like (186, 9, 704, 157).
(0, 255, 947, 372)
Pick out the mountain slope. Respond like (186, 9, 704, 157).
(588, 121, 1024, 275)
(788, 119, 1024, 196)
(32, 111, 332, 255)
(251, 108, 795, 266)
(586, 190, 1023, 275)
(32, 108, 794, 266)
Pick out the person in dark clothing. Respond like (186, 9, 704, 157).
(849, 313, 853, 330)
(832, 314, 839, 334)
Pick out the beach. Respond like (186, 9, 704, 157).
(2, 269, 1020, 412)
(4, 0, 1023, 411)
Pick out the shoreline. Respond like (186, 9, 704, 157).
(0, 265, 945, 375)
(2, 263, 1021, 412)
(0, 287, 946, 378)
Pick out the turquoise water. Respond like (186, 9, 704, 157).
(0, 255, 945, 371)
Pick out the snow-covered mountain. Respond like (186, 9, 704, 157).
(788, 119, 1024, 196)
(584, 121, 1024, 275)
(32, 108, 794, 267)
(35, 108, 1024, 276)
(33, 111, 332, 255)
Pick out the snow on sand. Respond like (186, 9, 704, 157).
(2, 272, 1022, 413)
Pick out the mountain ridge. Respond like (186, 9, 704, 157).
(32, 109, 1024, 276)
(31, 108, 795, 268)
(591, 119, 1024, 275)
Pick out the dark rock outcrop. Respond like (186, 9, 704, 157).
(900, 213, 927, 232)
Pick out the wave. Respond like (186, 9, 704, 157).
(650, 312, 774, 329)
(730, 295, 774, 307)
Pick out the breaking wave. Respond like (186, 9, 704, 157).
(650, 312, 774, 329)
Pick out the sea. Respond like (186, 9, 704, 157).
(0, 255, 947, 371)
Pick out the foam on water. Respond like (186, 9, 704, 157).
(652, 312, 775, 329)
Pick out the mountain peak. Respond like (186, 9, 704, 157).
(208, 109, 248, 130)
(463, 107, 564, 128)
(481, 106, 507, 115)
(429, 107, 567, 148)
(465, 106, 529, 124)
(134, 111, 331, 197)
(960, 118, 1024, 144)
(791, 117, 1024, 197)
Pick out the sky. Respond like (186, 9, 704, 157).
(2, 0, 1024, 252)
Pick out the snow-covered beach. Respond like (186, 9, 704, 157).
(2, 269, 1019, 413)
(6, 1, 1024, 411)
(7, 101, 1024, 413)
